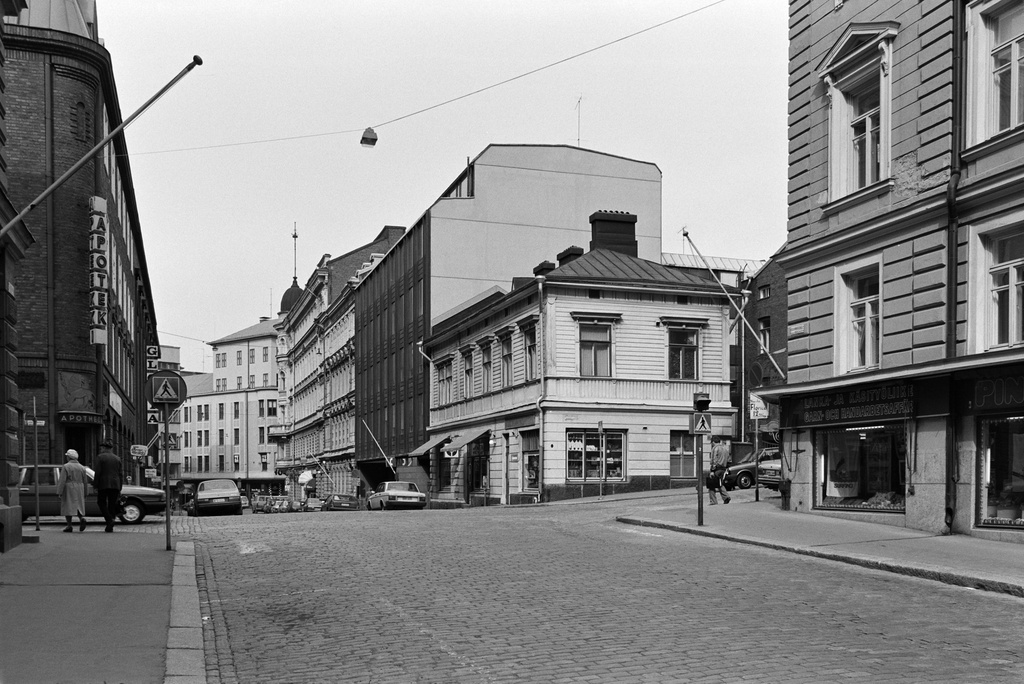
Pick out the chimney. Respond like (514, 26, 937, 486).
(533, 260, 555, 277)
(557, 246, 584, 267)
(589, 210, 638, 257)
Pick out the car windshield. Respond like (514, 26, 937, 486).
(386, 482, 418, 492)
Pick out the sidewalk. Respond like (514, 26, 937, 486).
(613, 488, 1024, 598)
(0, 519, 205, 684)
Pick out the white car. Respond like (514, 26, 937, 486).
(367, 481, 427, 511)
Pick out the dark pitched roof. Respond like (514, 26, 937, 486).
(545, 248, 734, 293)
(208, 317, 281, 346)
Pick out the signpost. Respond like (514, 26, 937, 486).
(145, 370, 186, 551)
(692, 392, 711, 526)
(749, 394, 768, 502)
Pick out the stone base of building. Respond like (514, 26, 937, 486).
(543, 476, 677, 502)
(0, 504, 22, 553)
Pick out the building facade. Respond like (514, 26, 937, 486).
(272, 226, 402, 500)
(178, 318, 285, 499)
(763, 0, 1024, 543)
(422, 214, 736, 505)
(354, 144, 663, 494)
(4, 4, 160, 475)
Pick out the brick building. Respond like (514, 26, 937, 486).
(3, 3, 160, 480)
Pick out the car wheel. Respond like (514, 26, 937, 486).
(736, 472, 754, 489)
(119, 499, 145, 524)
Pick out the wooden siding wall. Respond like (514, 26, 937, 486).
(785, 0, 954, 383)
(549, 288, 729, 383)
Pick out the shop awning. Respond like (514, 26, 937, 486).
(408, 432, 454, 457)
(443, 427, 490, 454)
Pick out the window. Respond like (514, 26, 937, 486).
(463, 350, 474, 400)
(258, 400, 265, 417)
(758, 285, 771, 300)
(267, 400, 277, 417)
(259, 427, 265, 443)
(236, 350, 242, 365)
(249, 375, 255, 388)
(218, 455, 225, 472)
(968, 1, 1024, 145)
(233, 428, 240, 445)
(848, 271, 880, 370)
(184, 432, 191, 448)
(439, 451, 453, 489)
(218, 403, 224, 420)
(481, 344, 492, 393)
(218, 429, 224, 446)
(500, 335, 513, 387)
(184, 457, 191, 473)
(436, 360, 452, 405)
(204, 430, 210, 446)
(836, 260, 881, 373)
(249, 348, 255, 364)
(670, 431, 696, 478)
(816, 424, 905, 512)
(668, 328, 698, 380)
(263, 346, 269, 362)
(979, 415, 1024, 527)
(820, 23, 896, 202)
(263, 373, 269, 387)
(566, 430, 624, 481)
(233, 456, 240, 472)
(233, 402, 239, 419)
(184, 406, 191, 423)
(521, 430, 540, 490)
(196, 431, 203, 447)
(237, 376, 242, 389)
(524, 327, 537, 381)
(758, 318, 771, 351)
(990, 232, 1024, 347)
(579, 324, 611, 377)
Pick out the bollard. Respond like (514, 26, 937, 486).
(779, 479, 792, 511)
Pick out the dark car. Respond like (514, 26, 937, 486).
(18, 464, 166, 524)
(723, 449, 780, 490)
(367, 481, 427, 510)
(302, 497, 324, 512)
(321, 493, 359, 511)
(192, 479, 243, 516)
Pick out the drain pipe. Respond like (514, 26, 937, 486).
(535, 275, 547, 504)
(944, 2, 965, 533)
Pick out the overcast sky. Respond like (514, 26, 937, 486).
(97, 0, 789, 372)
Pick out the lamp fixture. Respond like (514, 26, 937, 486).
(360, 127, 378, 147)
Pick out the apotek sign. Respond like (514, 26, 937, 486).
(88, 196, 108, 345)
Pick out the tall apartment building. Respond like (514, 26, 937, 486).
(354, 144, 663, 493)
(4, 3, 160, 473)
(761, 0, 1024, 543)
(179, 318, 284, 498)
(272, 226, 402, 498)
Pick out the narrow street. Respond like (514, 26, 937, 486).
(190, 499, 1024, 684)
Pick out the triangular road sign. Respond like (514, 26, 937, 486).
(154, 378, 179, 402)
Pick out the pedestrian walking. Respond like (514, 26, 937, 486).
(93, 439, 123, 532)
(57, 449, 89, 532)
(707, 435, 731, 505)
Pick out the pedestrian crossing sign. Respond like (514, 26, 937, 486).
(691, 412, 712, 434)
(145, 370, 187, 409)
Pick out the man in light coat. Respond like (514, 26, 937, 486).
(57, 449, 89, 532)
(708, 435, 731, 505)
(93, 439, 123, 532)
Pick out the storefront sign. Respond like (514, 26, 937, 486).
(972, 376, 1024, 411)
(58, 411, 102, 425)
(88, 197, 108, 345)
(787, 382, 915, 427)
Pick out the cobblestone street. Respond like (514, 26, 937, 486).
(183, 501, 1024, 683)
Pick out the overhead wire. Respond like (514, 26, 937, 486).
(129, 0, 730, 157)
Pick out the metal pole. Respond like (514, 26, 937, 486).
(696, 434, 704, 526)
(0, 56, 203, 243)
(164, 408, 171, 551)
(754, 417, 760, 503)
(33, 398, 39, 531)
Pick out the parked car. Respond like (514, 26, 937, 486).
(192, 479, 243, 516)
(18, 464, 166, 524)
(723, 448, 780, 490)
(757, 454, 784, 491)
(302, 497, 324, 512)
(240, 495, 250, 510)
(367, 481, 427, 511)
(321, 493, 359, 512)
(270, 498, 291, 513)
(289, 499, 304, 513)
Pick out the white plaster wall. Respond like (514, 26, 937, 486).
(904, 416, 949, 534)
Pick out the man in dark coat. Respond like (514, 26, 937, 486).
(93, 439, 122, 532)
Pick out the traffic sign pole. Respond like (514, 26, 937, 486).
(164, 406, 171, 551)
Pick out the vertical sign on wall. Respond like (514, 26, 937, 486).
(88, 196, 109, 345)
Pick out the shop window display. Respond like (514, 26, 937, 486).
(979, 416, 1024, 528)
(566, 430, 625, 481)
(816, 425, 906, 511)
